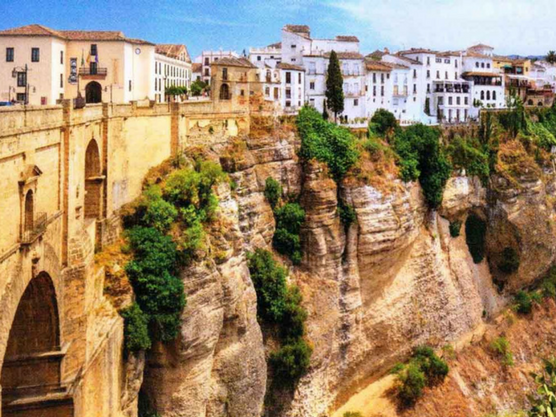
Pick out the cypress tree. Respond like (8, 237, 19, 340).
(325, 51, 344, 122)
(322, 99, 329, 120)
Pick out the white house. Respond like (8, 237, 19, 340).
(154, 44, 192, 103)
(195, 50, 240, 85)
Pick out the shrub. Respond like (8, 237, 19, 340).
(465, 214, 486, 263)
(343, 412, 363, 417)
(514, 290, 533, 315)
(392, 345, 449, 406)
(247, 249, 312, 386)
(273, 203, 306, 265)
(369, 109, 398, 138)
(269, 338, 313, 383)
(297, 106, 360, 182)
(121, 303, 151, 352)
(490, 336, 514, 366)
(528, 357, 556, 417)
(247, 249, 289, 323)
(394, 124, 452, 208)
(498, 247, 520, 274)
(449, 221, 462, 238)
(338, 200, 357, 230)
(264, 177, 282, 209)
(446, 136, 490, 184)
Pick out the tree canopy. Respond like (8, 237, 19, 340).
(325, 51, 345, 122)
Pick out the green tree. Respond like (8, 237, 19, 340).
(325, 51, 345, 122)
(546, 51, 556, 64)
(190, 80, 207, 97)
(424, 97, 431, 115)
(322, 99, 329, 120)
(369, 109, 398, 138)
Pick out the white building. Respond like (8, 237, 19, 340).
(196, 50, 239, 85)
(276, 62, 305, 113)
(0, 24, 155, 105)
(154, 44, 192, 103)
(249, 43, 282, 69)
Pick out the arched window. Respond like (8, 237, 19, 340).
(486, 91, 491, 100)
(493, 91, 497, 100)
(24, 190, 34, 232)
(528, 99, 534, 105)
(480, 91, 485, 100)
(219, 83, 231, 100)
(85, 81, 102, 104)
(84, 139, 102, 220)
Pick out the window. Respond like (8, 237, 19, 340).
(17, 71, 26, 87)
(427, 84, 430, 93)
(413, 69, 417, 78)
(342, 62, 349, 74)
(486, 91, 491, 100)
(223, 68, 228, 80)
(413, 84, 417, 93)
(129, 80, 132, 92)
(286, 88, 291, 99)
(476, 62, 479, 68)
(60, 51, 64, 64)
(298, 72, 301, 83)
(291, 58, 296, 62)
(309, 81, 315, 90)
(286, 100, 291, 107)
(448, 97, 453, 105)
(31, 47, 40, 62)
(436, 57, 442, 63)
(343, 82, 348, 93)
(481, 62, 485, 68)
(445, 71, 448, 79)
(438, 97, 444, 105)
(427, 70, 430, 78)
(285, 72, 291, 84)
(373, 73, 376, 83)
(427, 56, 430, 65)
(455, 72, 458, 80)
(291, 44, 296, 49)
(444, 58, 450, 64)
(205, 57, 209, 65)
(381, 86, 384, 96)
(487, 63, 491, 69)
(90, 44, 97, 56)
(455, 59, 458, 68)
(481, 91, 485, 100)
(373, 86, 376, 96)
(381, 73, 385, 83)
(436, 70, 440, 79)
(204, 68, 210, 76)
(6, 47, 14, 62)
(60, 73, 63, 88)
(456, 97, 460, 105)
(493, 91, 497, 100)
(464, 97, 469, 105)
(354, 99, 359, 106)
(257, 56, 261, 61)
(214, 57, 219, 62)
(16, 93, 26, 102)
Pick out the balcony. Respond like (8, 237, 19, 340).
(21, 212, 47, 246)
(79, 67, 107, 79)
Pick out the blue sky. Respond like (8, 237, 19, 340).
(1, 0, 554, 58)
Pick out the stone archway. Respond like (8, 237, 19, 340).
(84, 139, 102, 221)
(85, 81, 102, 104)
(1, 272, 73, 416)
(219, 83, 231, 100)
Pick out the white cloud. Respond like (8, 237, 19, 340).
(325, 0, 556, 55)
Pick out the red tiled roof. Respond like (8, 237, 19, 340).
(394, 54, 422, 65)
(277, 62, 305, 71)
(267, 42, 282, 49)
(462, 71, 502, 77)
(213, 57, 256, 68)
(336, 35, 359, 42)
(324, 51, 364, 60)
(365, 61, 392, 72)
(0, 24, 154, 45)
(284, 25, 310, 34)
(468, 43, 494, 50)
(156, 44, 191, 62)
(192, 63, 202, 72)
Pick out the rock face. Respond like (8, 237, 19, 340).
(139, 128, 556, 417)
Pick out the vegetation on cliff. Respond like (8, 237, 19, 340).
(391, 346, 449, 406)
(247, 249, 312, 384)
(121, 158, 228, 352)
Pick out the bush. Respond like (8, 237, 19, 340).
(449, 221, 462, 238)
(343, 412, 363, 417)
(247, 249, 312, 385)
(446, 136, 490, 184)
(297, 106, 360, 182)
(264, 177, 282, 209)
(392, 345, 449, 406)
(369, 109, 398, 138)
(338, 200, 357, 230)
(528, 357, 556, 417)
(490, 336, 514, 366)
(514, 290, 533, 315)
(273, 203, 306, 265)
(498, 247, 520, 274)
(121, 303, 151, 352)
(465, 214, 487, 263)
(269, 338, 313, 383)
(394, 124, 452, 208)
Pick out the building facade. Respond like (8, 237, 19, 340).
(0, 24, 155, 105)
(196, 50, 240, 85)
(154, 44, 192, 103)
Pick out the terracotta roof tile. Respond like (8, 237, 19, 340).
(213, 57, 256, 68)
(284, 25, 310, 34)
(365, 61, 392, 72)
(0, 24, 64, 38)
(156, 44, 191, 62)
(336, 35, 359, 42)
(276, 62, 305, 71)
(324, 51, 363, 60)
(468, 43, 494, 50)
(267, 42, 281, 49)
(192, 63, 202, 72)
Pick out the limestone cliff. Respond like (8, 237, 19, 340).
(132, 121, 556, 417)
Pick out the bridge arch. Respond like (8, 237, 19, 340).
(84, 138, 102, 221)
